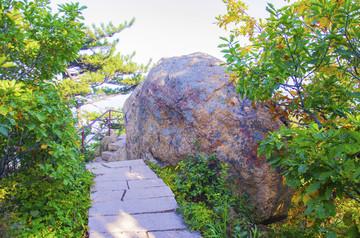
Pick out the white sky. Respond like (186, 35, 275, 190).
(50, 0, 289, 65)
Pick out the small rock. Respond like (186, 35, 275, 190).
(93, 146, 101, 159)
(100, 135, 117, 151)
(108, 145, 127, 162)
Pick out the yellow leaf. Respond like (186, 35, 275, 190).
(282, 176, 286, 186)
(307, 219, 315, 227)
(303, 190, 319, 204)
(229, 73, 238, 83)
(41, 144, 48, 149)
(318, 141, 325, 147)
(276, 43, 284, 50)
(269, 105, 276, 113)
(302, 194, 312, 204)
(292, 190, 302, 205)
(297, 3, 306, 14)
(74, 140, 80, 147)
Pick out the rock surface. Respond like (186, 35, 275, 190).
(108, 147, 126, 162)
(123, 52, 292, 223)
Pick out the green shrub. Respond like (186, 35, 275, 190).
(149, 151, 260, 237)
(0, 1, 93, 236)
(0, 164, 93, 237)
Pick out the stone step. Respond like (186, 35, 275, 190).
(108, 139, 126, 151)
(101, 151, 115, 160)
(88, 212, 189, 234)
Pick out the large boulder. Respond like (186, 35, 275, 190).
(123, 52, 292, 223)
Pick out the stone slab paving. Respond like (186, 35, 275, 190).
(86, 159, 202, 238)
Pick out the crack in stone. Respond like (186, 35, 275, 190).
(101, 163, 111, 168)
(121, 189, 127, 201)
(125, 209, 177, 215)
(90, 209, 177, 217)
(124, 195, 174, 201)
(145, 229, 190, 238)
(148, 228, 189, 232)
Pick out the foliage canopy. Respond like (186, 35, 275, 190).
(0, 0, 92, 236)
(218, 0, 360, 235)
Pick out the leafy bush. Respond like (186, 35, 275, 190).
(218, 0, 360, 235)
(268, 192, 360, 238)
(0, 166, 93, 237)
(82, 141, 101, 163)
(0, 1, 93, 236)
(0, 81, 94, 236)
(149, 152, 260, 237)
(0, 80, 83, 182)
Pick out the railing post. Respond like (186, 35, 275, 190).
(78, 109, 121, 153)
(81, 131, 85, 153)
(108, 110, 111, 136)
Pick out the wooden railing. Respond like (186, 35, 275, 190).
(78, 109, 123, 150)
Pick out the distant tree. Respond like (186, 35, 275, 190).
(218, 0, 360, 235)
(59, 19, 152, 99)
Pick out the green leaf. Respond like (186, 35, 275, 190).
(8, 118, 16, 125)
(318, 170, 334, 180)
(0, 125, 8, 136)
(298, 164, 308, 174)
(306, 180, 322, 193)
(354, 166, 360, 180)
(36, 113, 45, 122)
(0, 62, 16, 68)
(346, 225, 360, 238)
(219, 36, 229, 42)
(343, 212, 353, 226)
(326, 230, 336, 238)
(63, 179, 69, 185)
(30, 210, 40, 217)
(348, 131, 360, 143)
(27, 123, 36, 130)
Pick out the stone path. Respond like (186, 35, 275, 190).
(86, 159, 202, 238)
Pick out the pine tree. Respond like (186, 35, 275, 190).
(60, 19, 152, 99)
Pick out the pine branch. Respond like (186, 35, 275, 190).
(81, 18, 135, 50)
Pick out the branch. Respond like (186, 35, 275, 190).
(297, 88, 323, 128)
(344, 190, 360, 204)
(83, 19, 135, 48)
(65, 68, 75, 81)
(15, 176, 48, 187)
